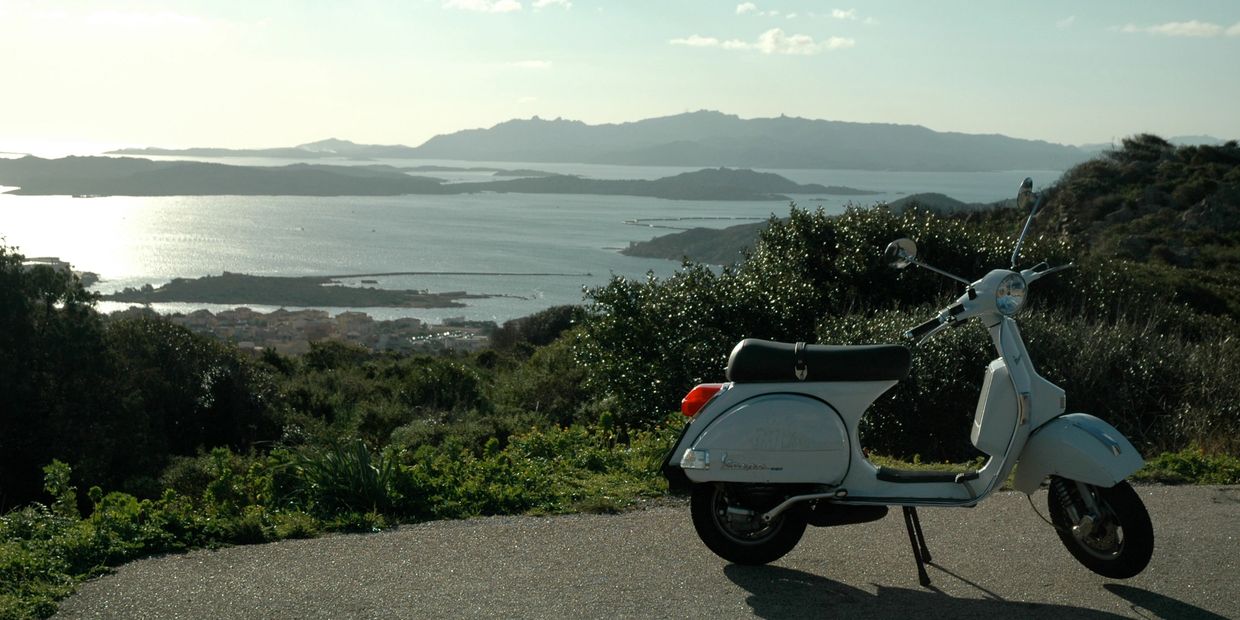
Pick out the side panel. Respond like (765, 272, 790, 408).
(971, 359, 1016, 456)
(1012, 413, 1144, 494)
(684, 393, 849, 485)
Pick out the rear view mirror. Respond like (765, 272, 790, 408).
(885, 238, 918, 269)
(1017, 177, 1036, 214)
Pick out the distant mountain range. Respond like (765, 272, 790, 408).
(0, 156, 831, 201)
(109, 110, 1107, 172)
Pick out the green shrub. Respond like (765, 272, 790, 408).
(1134, 448, 1240, 484)
(284, 441, 399, 516)
(580, 205, 1072, 427)
(271, 511, 319, 539)
(493, 335, 590, 425)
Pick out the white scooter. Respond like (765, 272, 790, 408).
(662, 178, 1154, 585)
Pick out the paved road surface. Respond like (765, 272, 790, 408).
(55, 486, 1239, 619)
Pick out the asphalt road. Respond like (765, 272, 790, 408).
(55, 486, 1239, 619)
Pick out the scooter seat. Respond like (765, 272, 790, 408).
(726, 338, 911, 383)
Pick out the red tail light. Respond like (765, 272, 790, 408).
(681, 383, 724, 417)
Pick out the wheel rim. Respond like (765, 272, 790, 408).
(709, 486, 784, 544)
(1063, 484, 1125, 560)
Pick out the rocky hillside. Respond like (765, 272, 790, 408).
(1044, 134, 1240, 269)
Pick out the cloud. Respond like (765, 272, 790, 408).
(1115, 20, 1238, 37)
(1057, 15, 1075, 29)
(808, 8, 872, 22)
(516, 96, 538, 104)
(508, 60, 552, 69)
(672, 28, 854, 55)
(85, 10, 209, 29)
(736, 3, 784, 18)
(532, 0, 571, 8)
(443, 0, 522, 13)
(670, 34, 721, 47)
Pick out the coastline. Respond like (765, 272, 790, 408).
(105, 304, 500, 355)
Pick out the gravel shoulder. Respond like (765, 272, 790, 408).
(55, 486, 1240, 619)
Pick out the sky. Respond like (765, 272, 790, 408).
(1, 0, 1238, 155)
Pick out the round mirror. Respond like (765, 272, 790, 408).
(1017, 177, 1035, 212)
(885, 238, 918, 269)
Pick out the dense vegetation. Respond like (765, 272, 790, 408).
(2, 136, 1238, 618)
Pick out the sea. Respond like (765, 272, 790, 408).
(0, 155, 1063, 324)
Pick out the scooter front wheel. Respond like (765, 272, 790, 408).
(1047, 477, 1153, 579)
(690, 483, 808, 565)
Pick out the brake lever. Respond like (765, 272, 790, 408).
(1022, 262, 1074, 282)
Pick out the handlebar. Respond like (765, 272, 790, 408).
(905, 303, 966, 343)
(903, 259, 1072, 343)
(906, 317, 942, 340)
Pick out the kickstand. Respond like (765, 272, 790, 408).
(902, 506, 933, 586)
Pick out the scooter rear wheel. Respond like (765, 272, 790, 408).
(1047, 477, 1153, 579)
(690, 483, 808, 565)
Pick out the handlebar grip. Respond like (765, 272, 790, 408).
(907, 317, 941, 340)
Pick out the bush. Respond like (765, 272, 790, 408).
(493, 335, 591, 425)
(1134, 448, 1240, 484)
(580, 205, 1072, 426)
(282, 441, 399, 516)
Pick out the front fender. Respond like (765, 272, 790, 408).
(1012, 413, 1144, 494)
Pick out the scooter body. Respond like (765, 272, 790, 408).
(665, 178, 1154, 583)
(669, 312, 1142, 504)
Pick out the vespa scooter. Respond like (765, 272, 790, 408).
(662, 178, 1154, 585)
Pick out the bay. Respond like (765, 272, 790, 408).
(0, 160, 1063, 323)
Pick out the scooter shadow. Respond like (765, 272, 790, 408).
(1103, 584, 1228, 620)
(723, 564, 1129, 619)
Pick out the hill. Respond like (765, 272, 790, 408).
(0, 156, 448, 196)
(409, 110, 1088, 172)
(451, 168, 830, 201)
(108, 111, 1089, 172)
(1044, 134, 1240, 269)
(109, 138, 422, 160)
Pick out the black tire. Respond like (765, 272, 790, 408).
(690, 483, 808, 565)
(1047, 477, 1154, 579)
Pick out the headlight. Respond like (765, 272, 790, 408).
(995, 272, 1027, 315)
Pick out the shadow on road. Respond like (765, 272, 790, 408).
(724, 564, 1130, 619)
(1104, 584, 1228, 620)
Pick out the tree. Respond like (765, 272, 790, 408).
(0, 246, 110, 508)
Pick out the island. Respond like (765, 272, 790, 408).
(101, 272, 493, 308)
(0, 156, 843, 201)
(621, 222, 768, 265)
(403, 165, 557, 177)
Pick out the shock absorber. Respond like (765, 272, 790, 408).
(1051, 476, 1076, 515)
(1052, 477, 1097, 538)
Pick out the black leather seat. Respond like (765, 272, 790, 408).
(726, 338, 911, 383)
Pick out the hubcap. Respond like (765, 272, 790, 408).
(714, 489, 781, 541)
(1071, 496, 1123, 559)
